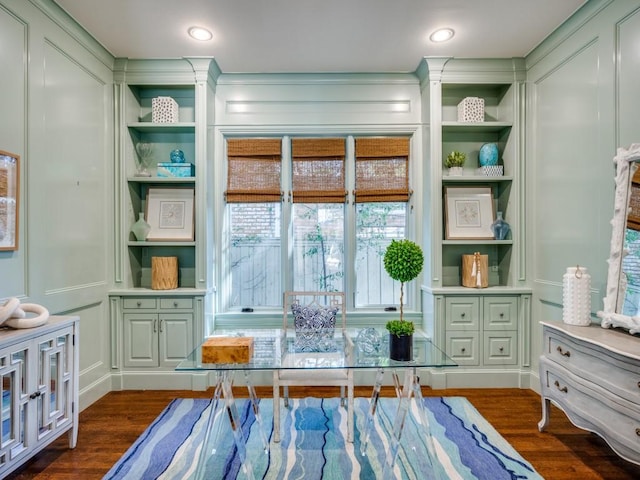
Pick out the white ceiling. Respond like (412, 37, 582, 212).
(54, 0, 588, 74)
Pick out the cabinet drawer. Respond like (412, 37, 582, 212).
(123, 298, 157, 309)
(160, 298, 193, 310)
(545, 328, 640, 405)
(483, 297, 518, 330)
(445, 297, 480, 330)
(445, 332, 479, 365)
(483, 331, 517, 365)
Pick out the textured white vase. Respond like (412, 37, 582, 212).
(562, 266, 591, 326)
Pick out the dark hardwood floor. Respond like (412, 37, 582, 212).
(6, 387, 640, 479)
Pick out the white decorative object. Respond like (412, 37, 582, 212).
(562, 266, 591, 326)
(0, 297, 49, 328)
(597, 143, 640, 334)
(457, 97, 484, 123)
(151, 96, 179, 123)
(476, 165, 504, 177)
(448, 166, 463, 176)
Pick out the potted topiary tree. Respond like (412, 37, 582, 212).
(445, 150, 466, 176)
(383, 239, 424, 361)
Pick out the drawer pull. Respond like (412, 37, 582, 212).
(173, 301, 178, 307)
(556, 346, 571, 357)
(636, 428, 640, 437)
(136, 301, 142, 307)
(637, 381, 640, 389)
(461, 347, 466, 353)
(554, 380, 568, 393)
(499, 313, 504, 318)
(460, 313, 465, 318)
(499, 347, 504, 352)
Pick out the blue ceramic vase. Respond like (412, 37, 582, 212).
(479, 143, 499, 166)
(170, 149, 185, 163)
(491, 211, 510, 240)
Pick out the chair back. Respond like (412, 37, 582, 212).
(283, 291, 346, 331)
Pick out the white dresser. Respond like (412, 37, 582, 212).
(0, 315, 79, 477)
(538, 321, 640, 465)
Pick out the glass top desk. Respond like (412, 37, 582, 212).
(177, 328, 456, 480)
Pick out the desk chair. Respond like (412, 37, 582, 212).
(272, 291, 354, 443)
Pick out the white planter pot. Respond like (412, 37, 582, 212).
(448, 166, 463, 176)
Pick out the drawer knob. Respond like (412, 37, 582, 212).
(461, 347, 466, 353)
(636, 428, 640, 437)
(637, 381, 640, 389)
(556, 346, 571, 357)
(136, 301, 142, 307)
(499, 313, 504, 318)
(460, 312, 465, 318)
(174, 301, 178, 307)
(499, 346, 504, 352)
(554, 380, 568, 393)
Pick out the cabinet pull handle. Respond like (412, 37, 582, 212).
(554, 380, 568, 393)
(153, 319, 157, 333)
(159, 319, 163, 333)
(637, 381, 640, 389)
(29, 391, 41, 399)
(556, 346, 571, 357)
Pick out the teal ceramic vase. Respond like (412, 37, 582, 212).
(491, 211, 510, 240)
(479, 143, 499, 166)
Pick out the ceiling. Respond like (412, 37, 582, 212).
(54, 0, 588, 74)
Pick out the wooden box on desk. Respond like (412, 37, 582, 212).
(201, 337, 254, 364)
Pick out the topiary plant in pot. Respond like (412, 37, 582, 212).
(383, 239, 424, 360)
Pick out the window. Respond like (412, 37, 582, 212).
(224, 136, 412, 311)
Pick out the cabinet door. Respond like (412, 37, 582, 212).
(159, 313, 193, 367)
(0, 339, 29, 474)
(123, 313, 159, 368)
(35, 326, 75, 444)
(445, 297, 480, 330)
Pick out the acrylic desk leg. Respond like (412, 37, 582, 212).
(221, 373, 255, 480)
(360, 367, 385, 456)
(195, 372, 225, 480)
(411, 371, 440, 479)
(382, 370, 412, 479)
(244, 370, 269, 452)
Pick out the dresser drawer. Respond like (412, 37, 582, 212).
(483, 331, 517, 365)
(445, 332, 479, 365)
(445, 297, 480, 330)
(541, 359, 640, 462)
(123, 298, 157, 309)
(160, 298, 193, 310)
(483, 296, 518, 330)
(545, 328, 640, 405)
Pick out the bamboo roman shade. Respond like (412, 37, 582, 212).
(291, 138, 346, 203)
(225, 138, 282, 203)
(354, 137, 410, 203)
(628, 167, 640, 230)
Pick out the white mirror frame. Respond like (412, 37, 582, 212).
(598, 143, 640, 334)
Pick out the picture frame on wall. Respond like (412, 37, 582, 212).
(444, 186, 494, 239)
(146, 187, 195, 241)
(0, 150, 20, 251)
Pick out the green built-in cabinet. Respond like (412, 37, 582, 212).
(420, 58, 532, 388)
(109, 58, 216, 390)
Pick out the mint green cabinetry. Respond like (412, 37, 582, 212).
(109, 58, 216, 390)
(419, 58, 532, 388)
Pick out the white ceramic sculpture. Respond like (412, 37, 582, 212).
(0, 297, 49, 328)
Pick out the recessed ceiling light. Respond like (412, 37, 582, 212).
(188, 26, 213, 41)
(430, 28, 455, 43)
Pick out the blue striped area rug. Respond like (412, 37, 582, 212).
(104, 397, 543, 480)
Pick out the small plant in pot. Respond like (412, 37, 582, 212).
(383, 239, 424, 361)
(445, 151, 466, 176)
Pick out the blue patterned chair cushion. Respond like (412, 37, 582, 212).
(291, 303, 338, 352)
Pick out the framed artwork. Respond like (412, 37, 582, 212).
(0, 150, 20, 251)
(444, 186, 494, 239)
(146, 187, 195, 241)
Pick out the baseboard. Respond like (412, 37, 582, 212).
(426, 368, 534, 389)
(79, 372, 112, 411)
(110, 371, 209, 391)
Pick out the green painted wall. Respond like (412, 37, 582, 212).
(526, 0, 640, 389)
(1, 0, 638, 405)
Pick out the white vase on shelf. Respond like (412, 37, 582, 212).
(131, 212, 151, 241)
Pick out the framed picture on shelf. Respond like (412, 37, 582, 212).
(0, 150, 20, 251)
(444, 186, 494, 239)
(146, 187, 194, 241)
